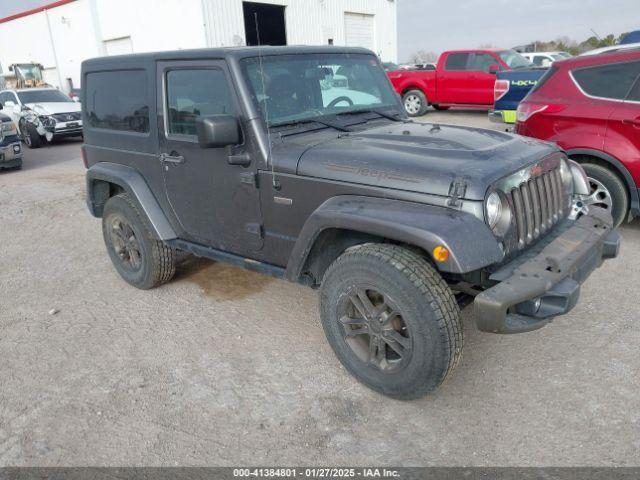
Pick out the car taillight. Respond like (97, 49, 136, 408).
(494, 79, 510, 101)
(516, 102, 566, 122)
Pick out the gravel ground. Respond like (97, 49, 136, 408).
(1, 111, 638, 466)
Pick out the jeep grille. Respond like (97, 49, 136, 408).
(508, 165, 566, 250)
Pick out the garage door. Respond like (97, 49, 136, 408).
(344, 12, 375, 51)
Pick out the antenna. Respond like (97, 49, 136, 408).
(254, 12, 278, 189)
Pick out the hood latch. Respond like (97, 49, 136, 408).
(447, 178, 467, 208)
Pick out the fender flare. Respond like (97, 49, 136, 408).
(566, 148, 640, 214)
(86, 162, 176, 240)
(284, 195, 503, 281)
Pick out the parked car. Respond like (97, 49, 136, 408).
(82, 46, 619, 399)
(490, 66, 548, 124)
(0, 107, 22, 170)
(521, 51, 572, 67)
(516, 50, 640, 226)
(0, 87, 82, 148)
(580, 43, 640, 56)
(387, 49, 533, 116)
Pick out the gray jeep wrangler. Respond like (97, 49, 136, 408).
(82, 46, 620, 399)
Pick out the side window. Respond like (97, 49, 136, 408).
(166, 68, 234, 137)
(444, 53, 470, 71)
(572, 61, 640, 100)
(627, 78, 640, 102)
(85, 70, 149, 133)
(468, 53, 497, 72)
(0, 92, 7, 105)
(532, 56, 546, 66)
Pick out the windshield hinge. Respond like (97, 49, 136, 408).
(447, 178, 467, 208)
(240, 171, 258, 188)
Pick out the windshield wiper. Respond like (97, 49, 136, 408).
(271, 117, 350, 132)
(336, 108, 403, 121)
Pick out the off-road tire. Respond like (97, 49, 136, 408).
(581, 162, 629, 227)
(320, 243, 463, 399)
(21, 122, 43, 149)
(102, 193, 176, 289)
(402, 89, 429, 117)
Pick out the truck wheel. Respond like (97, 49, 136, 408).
(402, 90, 428, 117)
(580, 163, 629, 227)
(432, 105, 450, 111)
(21, 122, 43, 149)
(102, 193, 176, 289)
(320, 244, 462, 399)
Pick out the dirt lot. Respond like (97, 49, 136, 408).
(1, 110, 638, 466)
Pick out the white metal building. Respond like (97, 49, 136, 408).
(0, 0, 397, 92)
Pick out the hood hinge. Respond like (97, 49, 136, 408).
(447, 178, 467, 208)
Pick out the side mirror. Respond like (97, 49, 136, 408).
(488, 64, 500, 74)
(196, 114, 240, 148)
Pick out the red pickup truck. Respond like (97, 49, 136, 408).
(387, 49, 532, 116)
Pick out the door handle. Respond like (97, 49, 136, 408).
(160, 152, 185, 164)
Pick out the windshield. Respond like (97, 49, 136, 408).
(17, 89, 73, 104)
(240, 53, 400, 127)
(14, 64, 43, 82)
(498, 50, 533, 69)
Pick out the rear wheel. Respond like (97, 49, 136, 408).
(402, 90, 428, 117)
(320, 244, 462, 399)
(579, 162, 629, 227)
(102, 193, 176, 289)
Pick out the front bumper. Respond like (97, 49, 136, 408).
(474, 207, 619, 334)
(0, 140, 23, 169)
(489, 109, 517, 124)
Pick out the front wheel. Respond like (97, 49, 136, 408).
(102, 193, 176, 289)
(402, 90, 428, 117)
(20, 121, 43, 149)
(320, 244, 462, 399)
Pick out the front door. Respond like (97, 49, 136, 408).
(466, 53, 500, 105)
(157, 60, 263, 254)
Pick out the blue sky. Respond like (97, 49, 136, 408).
(2, 0, 639, 61)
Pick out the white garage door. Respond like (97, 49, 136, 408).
(344, 12, 375, 52)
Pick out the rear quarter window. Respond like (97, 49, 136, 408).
(444, 53, 469, 71)
(571, 60, 640, 100)
(85, 69, 149, 133)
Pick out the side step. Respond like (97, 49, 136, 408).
(168, 239, 286, 279)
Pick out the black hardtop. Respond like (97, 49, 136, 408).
(81, 45, 375, 71)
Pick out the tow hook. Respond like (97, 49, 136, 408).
(569, 198, 589, 220)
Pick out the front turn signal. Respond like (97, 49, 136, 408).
(433, 245, 449, 262)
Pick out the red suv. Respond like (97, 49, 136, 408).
(516, 50, 640, 226)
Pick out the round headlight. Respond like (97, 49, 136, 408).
(486, 191, 502, 229)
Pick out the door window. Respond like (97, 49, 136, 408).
(468, 53, 497, 72)
(444, 53, 470, 71)
(572, 61, 640, 100)
(626, 78, 640, 102)
(165, 68, 234, 137)
(532, 55, 547, 66)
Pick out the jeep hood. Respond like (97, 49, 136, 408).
(293, 122, 559, 200)
(24, 102, 81, 115)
